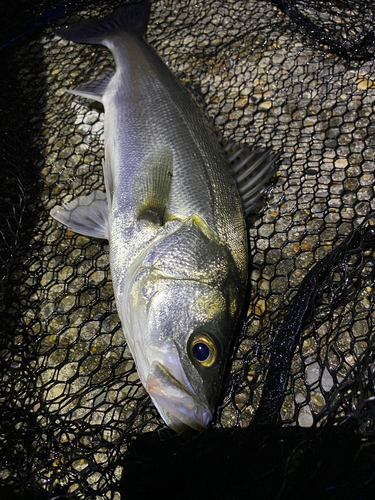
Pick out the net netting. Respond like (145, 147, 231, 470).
(1, 0, 375, 498)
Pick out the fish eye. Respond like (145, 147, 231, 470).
(190, 332, 217, 367)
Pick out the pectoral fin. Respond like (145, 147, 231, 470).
(50, 190, 109, 239)
(132, 149, 173, 225)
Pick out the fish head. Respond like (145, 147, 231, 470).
(146, 279, 239, 433)
(120, 219, 245, 433)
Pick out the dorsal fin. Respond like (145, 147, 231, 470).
(224, 143, 279, 216)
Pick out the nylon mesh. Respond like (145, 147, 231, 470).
(1, 0, 375, 498)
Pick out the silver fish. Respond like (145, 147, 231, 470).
(51, 2, 276, 433)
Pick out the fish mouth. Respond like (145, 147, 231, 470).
(145, 361, 212, 433)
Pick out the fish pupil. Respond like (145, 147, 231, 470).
(192, 342, 210, 362)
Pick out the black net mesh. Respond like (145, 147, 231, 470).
(1, 0, 375, 498)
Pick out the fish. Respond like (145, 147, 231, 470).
(50, 1, 277, 433)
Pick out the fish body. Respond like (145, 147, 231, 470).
(51, 2, 276, 432)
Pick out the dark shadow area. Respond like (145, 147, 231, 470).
(120, 424, 375, 500)
(0, 18, 54, 500)
(0, 0, 91, 50)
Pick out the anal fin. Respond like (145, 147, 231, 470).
(67, 71, 114, 103)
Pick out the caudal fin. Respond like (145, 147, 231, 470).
(55, 1, 150, 44)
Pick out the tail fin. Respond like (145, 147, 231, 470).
(55, 1, 150, 44)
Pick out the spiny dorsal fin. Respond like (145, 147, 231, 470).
(132, 149, 174, 225)
(224, 143, 280, 216)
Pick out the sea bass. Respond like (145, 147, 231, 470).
(51, 2, 276, 433)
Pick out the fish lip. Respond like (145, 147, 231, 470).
(145, 361, 212, 433)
